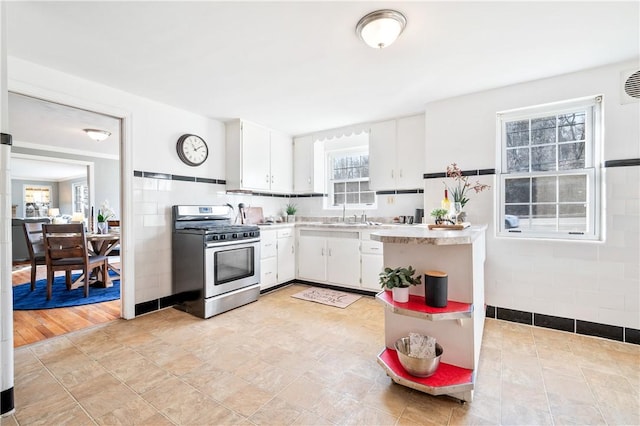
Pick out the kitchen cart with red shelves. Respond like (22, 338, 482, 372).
(371, 225, 487, 402)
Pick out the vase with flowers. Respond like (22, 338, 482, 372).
(444, 163, 490, 223)
(97, 200, 115, 234)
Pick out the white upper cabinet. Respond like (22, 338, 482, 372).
(369, 114, 425, 191)
(293, 135, 314, 193)
(225, 119, 293, 193)
(293, 136, 326, 194)
(270, 129, 293, 193)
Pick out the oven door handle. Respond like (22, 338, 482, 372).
(205, 238, 260, 248)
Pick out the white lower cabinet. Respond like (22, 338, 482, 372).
(326, 237, 361, 286)
(361, 244, 383, 291)
(297, 229, 378, 291)
(260, 229, 278, 290)
(260, 227, 296, 291)
(276, 228, 295, 283)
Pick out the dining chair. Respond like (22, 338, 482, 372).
(105, 219, 121, 276)
(41, 223, 110, 300)
(23, 221, 48, 291)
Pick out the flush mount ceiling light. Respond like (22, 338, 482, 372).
(83, 128, 111, 142)
(356, 9, 407, 49)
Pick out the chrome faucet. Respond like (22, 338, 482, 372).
(342, 204, 346, 222)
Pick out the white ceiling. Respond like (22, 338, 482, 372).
(12, 157, 88, 182)
(5, 1, 640, 138)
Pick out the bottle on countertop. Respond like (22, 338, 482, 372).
(441, 189, 451, 212)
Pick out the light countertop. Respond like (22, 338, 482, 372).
(370, 224, 488, 245)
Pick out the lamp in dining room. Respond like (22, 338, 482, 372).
(48, 208, 60, 218)
(71, 212, 85, 223)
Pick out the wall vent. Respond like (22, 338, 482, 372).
(620, 68, 640, 104)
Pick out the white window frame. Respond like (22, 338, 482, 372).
(496, 95, 603, 241)
(72, 182, 89, 215)
(325, 148, 377, 210)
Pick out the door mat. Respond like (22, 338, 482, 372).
(291, 287, 361, 309)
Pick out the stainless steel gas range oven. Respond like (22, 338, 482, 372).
(172, 205, 261, 318)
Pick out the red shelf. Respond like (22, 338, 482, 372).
(376, 291, 473, 320)
(377, 348, 474, 396)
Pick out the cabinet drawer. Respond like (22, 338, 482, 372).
(277, 228, 293, 239)
(361, 240, 383, 254)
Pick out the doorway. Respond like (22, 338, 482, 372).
(9, 92, 123, 347)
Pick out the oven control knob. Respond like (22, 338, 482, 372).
(220, 234, 226, 240)
(232, 233, 238, 239)
(243, 232, 249, 237)
(212, 235, 219, 241)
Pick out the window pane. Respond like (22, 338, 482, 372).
(346, 193, 359, 204)
(531, 204, 557, 231)
(531, 116, 556, 145)
(559, 204, 587, 232)
(506, 120, 529, 147)
(506, 148, 530, 172)
(346, 182, 359, 192)
(559, 142, 585, 170)
(361, 192, 375, 204)
(360, 181, 370, 191)
(532, 176, 556, 203)
(334, 182, 345, 192)
(559, 175, 586, 202)
(558, 112, 585, 142)
(334, 194, 345, 205)
(505, 204, 529, 218)
(531, 145, 556, 171)
(505, 178, 530, 203)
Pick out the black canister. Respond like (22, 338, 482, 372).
(415, 208, 424, 224)
(425, 270, 448, 307)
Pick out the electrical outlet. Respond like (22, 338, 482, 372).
(387, 196, 395, 204)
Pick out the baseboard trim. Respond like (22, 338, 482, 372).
(486, 305, 638, 345)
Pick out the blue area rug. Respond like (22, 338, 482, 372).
(13, 272, 120, 310)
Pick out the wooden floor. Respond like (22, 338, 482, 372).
(12, 262, 121, 347)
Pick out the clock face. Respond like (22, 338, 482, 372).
(177, 134, 208, 166)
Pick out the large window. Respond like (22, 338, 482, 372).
(497, 96, 602, 240)
(72, 182, 89, 215)
(328, 151, 375, 208)
(23, 185, 51, 218)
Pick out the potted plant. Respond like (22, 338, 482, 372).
(379, 266, 422, 303)
(285, 202, 297, 223)
(430, 208, 453, 225)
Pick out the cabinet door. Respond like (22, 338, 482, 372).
(277, 234, 296, 283)
(396, 114, 425, 190)
(369, 120, 397, 190)
(260, 257, 278, 290)
(326, 237, 361, 286)
(361, 253, 384, 291)
(269, 130, 293, 193)
(241, 121, 271, 190)
(297, 235, 326, 282)
(260, 230, 277, 259)
(293, 136, 314, 193)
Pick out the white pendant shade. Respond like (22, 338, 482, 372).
(84, 128, 111, 142)
(356, 10, 407, 49)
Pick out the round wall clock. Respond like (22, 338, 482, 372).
(176, 134, 208, 166)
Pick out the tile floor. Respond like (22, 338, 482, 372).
(4, 284, 640, 425)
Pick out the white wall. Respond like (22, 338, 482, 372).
(423, 60, 640, 329)
(8, 57, 231, 310)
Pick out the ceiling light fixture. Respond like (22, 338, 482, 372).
(356, 9, 407, 49)
(83, 128, 111, 142)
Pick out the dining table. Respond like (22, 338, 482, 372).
(86, 232, 121, 286)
